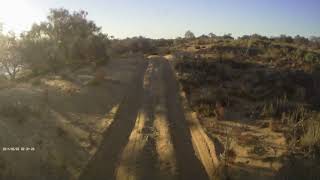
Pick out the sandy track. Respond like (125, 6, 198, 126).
(115, 110, 148, 180)
(153, 60, 177, 180)
(79, 57, 218, 180)
(166, 59, 219, 179)
(162, 60, 209, 180)
(115, 60, 159, 180)
(181, 95, 220, 179)
(79, 61, 147, 180)
(116, 59, 178, 180)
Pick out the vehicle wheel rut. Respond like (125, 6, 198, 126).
(162, 60, 209, 180)
(79, 57, 218, 180)
(78, 61, 147, 180)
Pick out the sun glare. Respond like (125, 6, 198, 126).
(0, 0, 41, 33)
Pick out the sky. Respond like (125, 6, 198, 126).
(0, 0, 319, 39)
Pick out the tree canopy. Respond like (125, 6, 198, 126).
(20, 8, 109, 73)
(185, 30, 195, 39)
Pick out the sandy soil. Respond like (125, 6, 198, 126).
(0, 57, 145, 180)
(1, 55, 232, 180)
(79, 57, 221, 180)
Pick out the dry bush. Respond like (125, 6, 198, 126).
(281, 104, 308, 125)
(217, 127, 236, 180)
(281, 111, 320, 158)
(222, 52, 235, 60)
(260, 96, 313, 152)
(301, 114, 320, 148)
(261, 95, 293, 118)
(194, 103, 215, 117)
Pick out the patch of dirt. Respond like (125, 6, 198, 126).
(201, 112, 288, 179)
(80, 57, 218, 180)
(0, 57, 145, 180)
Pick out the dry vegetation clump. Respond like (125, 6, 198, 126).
(173, 34, 320, 178)
(300, 114, 320, 153)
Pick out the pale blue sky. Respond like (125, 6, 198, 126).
(0, 0, 319, 38)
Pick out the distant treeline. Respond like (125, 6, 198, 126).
(0, 8, 319, 80)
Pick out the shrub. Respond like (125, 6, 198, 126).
(222, 52, 235, 60)
(261, 95, 292, 118)
(20, 8, 110, 74)
(185, 30, 195, 39)
(301, 114, 320, 147)
(304, 52, 320, 63)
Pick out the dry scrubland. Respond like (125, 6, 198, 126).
(1, 8, 320, 180)
(171, 35, 320, 179)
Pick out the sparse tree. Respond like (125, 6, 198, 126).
(208, 33, 216, 38)
(0, 32, 23, 80)
(185, 30, 195, 39)
(294, 35, 309, 45)
(199, 34, 209, 39)
(277, 34, 293, 43)
(223, 33, 234, 40)
(20, 8, 109, 73)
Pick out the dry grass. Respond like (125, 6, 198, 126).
(301, 114, 320, 148)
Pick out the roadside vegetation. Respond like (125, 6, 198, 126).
(173, 31, 320, 179)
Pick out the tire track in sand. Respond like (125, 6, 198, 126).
(80, 58, 218, 180)
(165, 58, 219, 180)
(79, 61, 147, 180)
(115, 60, 157, 180)
(162, 60, 209, 180)
(116, 59, 178, 180)
(153, 59, 177, 180)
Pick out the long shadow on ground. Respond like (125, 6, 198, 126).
(79, 62, 147, 180)
(163, 60, 209, 180)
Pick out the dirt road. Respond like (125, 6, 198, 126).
(79, 57, 218, 180)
